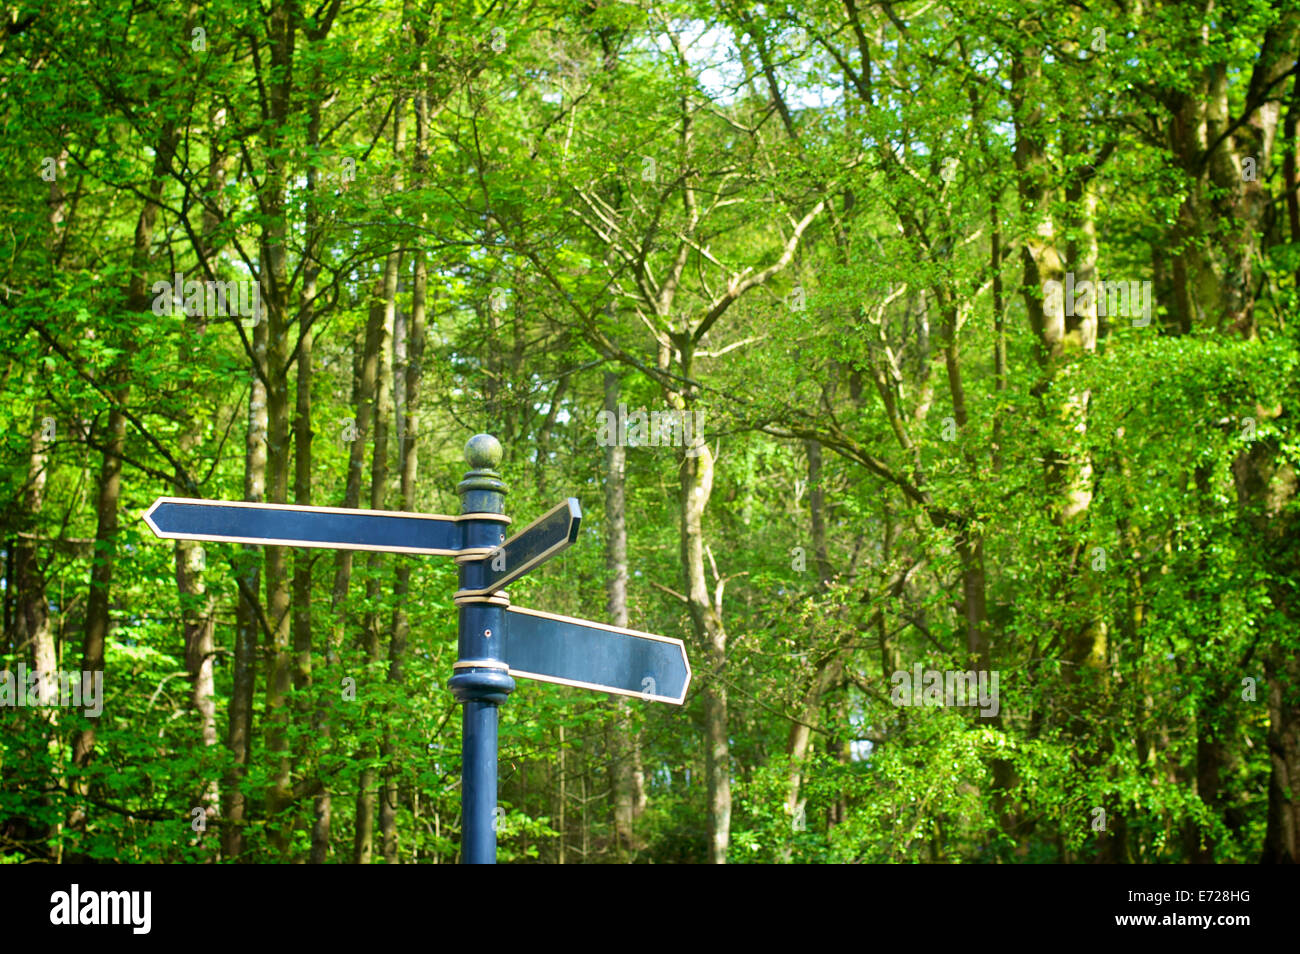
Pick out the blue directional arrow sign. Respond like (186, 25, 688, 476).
(143, 497, 470, 555)
(503, 606, 691, 704)
(458, 498, 581, 596)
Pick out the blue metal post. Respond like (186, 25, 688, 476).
(448, 434, 514, 864)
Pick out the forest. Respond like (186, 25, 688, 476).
(1, 0, 1297, 864)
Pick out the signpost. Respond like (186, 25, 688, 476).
(143, 433, 690, 864)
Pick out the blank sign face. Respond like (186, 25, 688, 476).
(503, 606, 690, 704)
(144, 498, 465, 555)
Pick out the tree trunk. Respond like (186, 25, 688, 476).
(1233, 436, 1300, 862)
(602, 370, 645, 858)
(679, 425, 729, 863)
(354, 240, 400, 865)
(1160, 11, 1300, 860)
(15, 425, 54, 706)
(225, 293, 269, 862)
(178, 97, 232, 856)
(382, 231, 423, 866)
(294, 32, 330, 861)
(1263, 649, 1300, 863)
(260, 0, 299, 860)
(290, 227, 315, 842)
(15, 414, 58, 857)
(380, 58, 428, 864)
(69, 122, 178, 835)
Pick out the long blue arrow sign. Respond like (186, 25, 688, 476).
(503, 606, 691, 704)
(458, 498, 581, 596)
(143, 497, 479, 555)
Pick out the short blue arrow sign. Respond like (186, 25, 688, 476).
(458, 498, 581, 596)
(503, 606, 691, 704)
(457, 501, 579, 597)
(143, 497, 472, 555)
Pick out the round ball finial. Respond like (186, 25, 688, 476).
(464, 433, 503, 470)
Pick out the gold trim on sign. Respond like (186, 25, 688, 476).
(455, 548, 505, 564)
(455, 513, 513, 525)
(452, 548, 497, 561)
(453, 593, 511, 606)
(452, 659, 511, 671)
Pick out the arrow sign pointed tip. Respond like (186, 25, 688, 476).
(567, 497, 582, 539)
(142, 497, 164, 537)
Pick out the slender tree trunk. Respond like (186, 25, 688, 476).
(382, 235, 423, 866)
(225, 297, 269, 862)
(602, 371, 645, 858)
(260, 0, 299, 860)
(320, 273, 385, 861)
(556, 723, 567, 865)
(1233, 435, 1300, 862)
(175, 486, 218, 855)
(294, 31, 331, 860)
(781, 439, 836, 857)
(70, 412, 127, 791)
(14, 428, 52, 680)
(177, 98, 231, 856)
(678, 414, 729, 863)
(23, 144, 64, 747)
(355, 238, 400, 865)
(69, 122, 178, 837)
(379, 50, 429, 863)
(1263, 649, 1300, 863)
(291, 220, 316, 847)
(16, 414, 57, 857)
(273, 0, 344, 863)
